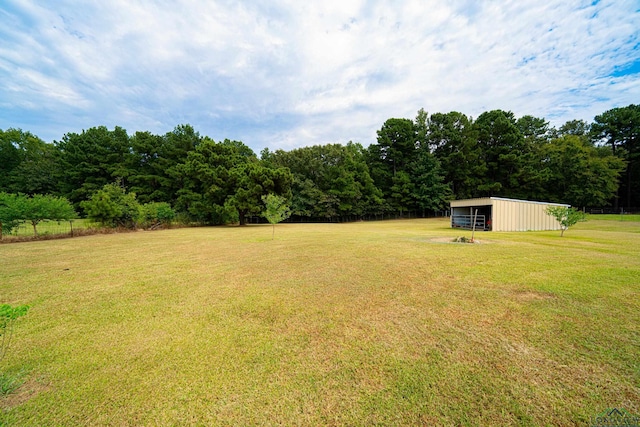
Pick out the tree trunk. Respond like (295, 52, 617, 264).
(238, 210, 247, 226)
(626, 165, 632, 209)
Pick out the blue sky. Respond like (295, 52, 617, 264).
(1, 0, 638, 153)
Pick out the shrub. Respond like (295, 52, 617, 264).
(82, 183, 141, 228)
(139, 202, 176, 230)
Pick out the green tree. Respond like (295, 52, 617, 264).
(390, 171, 414, 215)
(474, 110, 527, 197)
(591, 104, 640, 208)
(0, 193, 76, 237)
(410, 146, 452, 213)
(545, 206, 587, 237)
(81, 183, 141, 228)
(555, 119, 591, 137)
(0, 193, 21, 239)
(127, 125, 203, 206)
(127, 131, 167, 204)
(226, 161, 292, 226)
(414, 108, 430, 149)
(176, 139, 292, 225)
(0, 129, 58, 195)
(55, 126, 132, 208)
(368, 119, 417, 212)
(272, 143, 382, 221)
(427, 111, 483, 200)
(20, 194, 77, 236)
(262, 193, 291, 239)
(0, 130, 21, 192)
(516, 115, 551, 145)
(542, 135, 624, 207)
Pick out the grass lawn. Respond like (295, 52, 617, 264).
(0, 217, 638, 426)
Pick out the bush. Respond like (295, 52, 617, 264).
(139, 202, 175, 230)
(81, 183, 141, 228)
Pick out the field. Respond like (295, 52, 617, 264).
(1, 217, 638, 426)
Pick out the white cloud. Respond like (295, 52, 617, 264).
(0, 0, 638, 150)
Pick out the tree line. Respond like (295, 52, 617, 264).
(0, 104, 638, 226)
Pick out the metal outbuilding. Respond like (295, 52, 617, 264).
(450, 197, 570, 232)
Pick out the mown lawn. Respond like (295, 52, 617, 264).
(1, 217, 638, 426)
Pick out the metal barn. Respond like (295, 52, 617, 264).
(450, 197, 570, 232)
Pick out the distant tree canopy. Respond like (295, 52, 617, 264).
(176, 138, 292, 225)
(590, 104, 640, 209)
(0, 104, 634, 226)
(266, 142, 382, 221)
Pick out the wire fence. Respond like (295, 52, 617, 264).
(6, 219, 91, 238)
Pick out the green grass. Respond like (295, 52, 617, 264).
(0, 372, 24, 396)
(589, 213, 640, 222)
(1, 218, 638, 425)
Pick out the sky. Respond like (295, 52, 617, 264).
(1, 0, 639, 153)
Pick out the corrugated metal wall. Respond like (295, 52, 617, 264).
(492, 199, 562, 231)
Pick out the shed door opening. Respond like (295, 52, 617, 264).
(451, 205, 492, 231)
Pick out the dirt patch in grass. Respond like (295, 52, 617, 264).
(427, 236, 491, 244)
(0, 377, 50, 411)
(511, 290, 557, 301)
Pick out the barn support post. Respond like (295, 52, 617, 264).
(471, 209, 478, 242)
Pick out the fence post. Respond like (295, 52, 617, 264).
(471, 209, 478, 242)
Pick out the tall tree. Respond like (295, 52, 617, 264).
(474, 110, 527, 198)
(128, 131, 167, 204)
(0, 129, 24, 192)
(128, 125, 203, 206)
(516, 115, 551, 145)
(591, 104, 640, 208)
(414, 108, 430, 150)
(373, 118, 416, 175)
(555, 119, 591, 137)
(410, 145, 452, 213)
(541, 135, 624, 207)
(514, 115, 554, 201)
(176, 139, 291, 225)
(368, 118, 417, 213)
(0, 129, 58, 195)
(55, 126, 132, 207)
(428, 111, 483, 200)
(271, 143, 381, 221)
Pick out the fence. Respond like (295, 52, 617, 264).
(588, 207, 640, 214)
(451, 214, 487, 231)
(5, 220, 90, 238)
